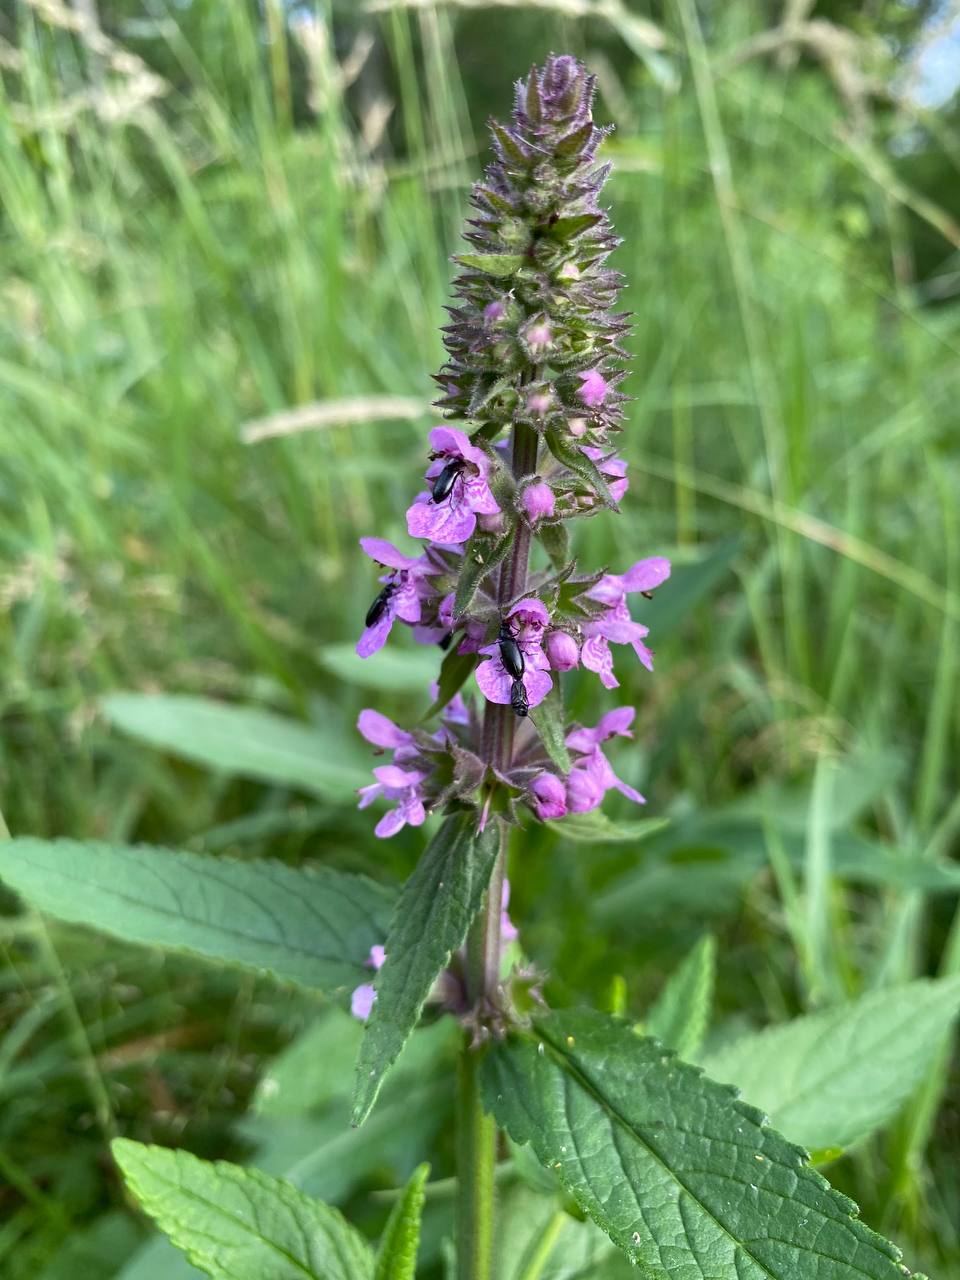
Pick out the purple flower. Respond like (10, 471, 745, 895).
(583, 446, 629, 504)
(522, 480, 555, 524)
(581, 558, 671, 689)
(357, 708, 415, 753)
(357, 710, 429, 837)
(484, 297, 508, 325)
(578, 368, 608, 408)
(406, 426, 500, 544)
(350, 943, 386, 1021)
(522, 318, 552, 356)
(357, 764, 428, 838)
(412, 591, 456, 646)
(544, 629, 580, 672)
(526, 391, 553, 417)
(565, 706, 644, 812)
(530, 772, 567, 820)
(475, 598, 553, 711)
(356, 537, 440, 659)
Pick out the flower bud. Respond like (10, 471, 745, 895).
(566, 764, 604, 813)
(567, 416, 589, 437)
(522, 480, 556, 524)
(484, 298, 508, 326)
(531, 772, 567, 820)
(526, 391, 553, 417)
(350, 984, 376, 1020)
(578, 368, 608, 407)
(545, 629, 579, 671)
(521, 317, 553, 357)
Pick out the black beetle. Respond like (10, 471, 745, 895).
(497, 620, 525, 680)
(510, 678, 529, 718)
(431, 457, 466, 503)
(364, 583, 394, 628)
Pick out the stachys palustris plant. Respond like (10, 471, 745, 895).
(351, 51, 669, 1276)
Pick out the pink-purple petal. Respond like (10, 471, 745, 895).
(359, 537, 421, 571)
(375, 808, 406, 838)
(357, 709, 412, 749)
(357, 612, 394, 658)
(351, 984, 377, 1020)
(621, 557, 671, 593)
(476, 656, 513, 704)
(581, 635, 619, 689)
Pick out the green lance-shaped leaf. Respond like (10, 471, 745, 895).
(112, 1140, 373, 1280)
(548, 811, 668, 845)
(700, 975, 960, 1150)
(353, 811, 499, 1125)
(454, 529, 515, 618)
(102, 693, 368, 799)
(374, 1163, 430, 1280)
(544, 428, 616, 509)
(0, 839, 392, 993)
(483, 1009, 920, 1280)
(454, 252, 526, 277)
(538, 520, 570, 573)
(645, 934, 716, 1060)
(529, 685, 571, 775)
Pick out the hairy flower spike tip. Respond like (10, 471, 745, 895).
(355, 54, 670, 856)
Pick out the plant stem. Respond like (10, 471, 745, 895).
(457, 421, 539, 1280)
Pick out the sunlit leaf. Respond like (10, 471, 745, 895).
(113, 1141, 373, 1280)
(0, 839, 392, 992)
(485, 1010, 919, 1279)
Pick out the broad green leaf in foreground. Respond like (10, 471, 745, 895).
(484, 1010, 921, 1280)
(645, 933, 715, 1059)
(353, 811, 498, 1124)
(0, 839, 392, 992)
(113, 1140, 373, 1280)
(700, 975, 960, 1149)
(102, 693, 368, 799)
(374, 1163, 429, 1280)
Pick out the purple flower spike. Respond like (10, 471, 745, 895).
(354, 58, 672, 869)
(578, 368, 608, 408)
(476, 598, 552, 710)
(406, 426, 500, 544)
(581, 557, 671, 687)
(356, 537, 439, 659)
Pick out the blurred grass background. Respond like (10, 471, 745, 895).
(1, 0, 959, 1275)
